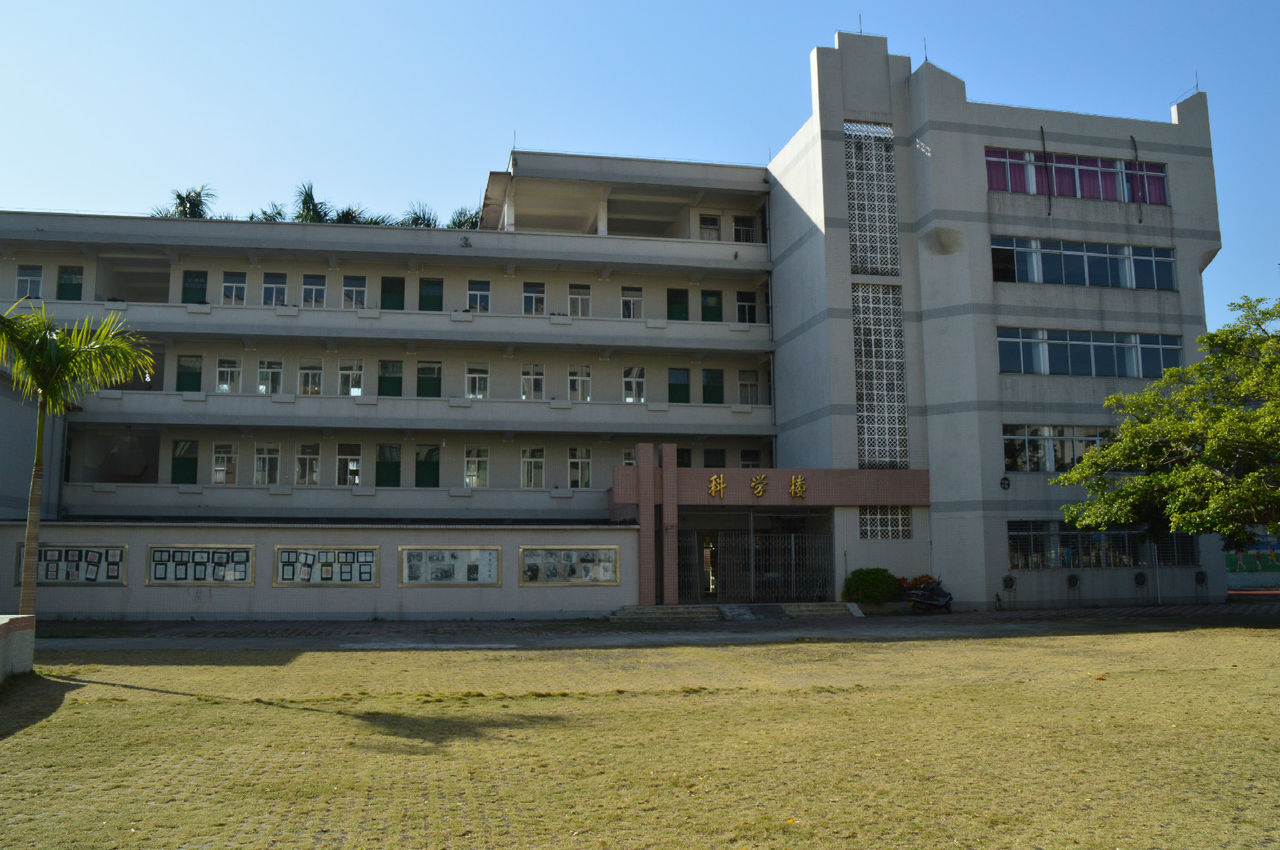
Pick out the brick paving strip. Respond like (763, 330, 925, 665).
(31, 601, 1280, 653)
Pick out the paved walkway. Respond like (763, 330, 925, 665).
(32, 601, 1280, 652)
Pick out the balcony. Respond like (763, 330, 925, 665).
(61, 482, 612, 521)
(8, 299, 774, 355)
(73, 391, 777, 436)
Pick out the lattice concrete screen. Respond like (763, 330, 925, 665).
(843, 122, 900, 276)
(858, 506, 912, 539)
(851, 283, 909, 468)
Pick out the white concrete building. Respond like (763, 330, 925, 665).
(0, 34, 1223, 619)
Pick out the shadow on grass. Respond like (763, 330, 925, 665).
(0, 673, 84, 740)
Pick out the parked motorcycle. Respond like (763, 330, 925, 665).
(907, 578, 952, 613)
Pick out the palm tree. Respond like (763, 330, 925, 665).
(399, 202, 439, 228)
(293, 182, 332, 223)
(447, 205, 482, 230)
(151, 185, 217, 219)
(0, 304, 154, 617)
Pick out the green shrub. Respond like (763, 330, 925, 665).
(841, 568, 903, 604)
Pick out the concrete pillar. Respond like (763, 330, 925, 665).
(596, 199, 608, 236)
(636, 442, 657, 605)
(660, 443, 680, 604)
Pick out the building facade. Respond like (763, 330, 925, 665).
(0, 34, 1224, 619)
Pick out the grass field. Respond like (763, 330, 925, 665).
(2, 627, 1278, 849)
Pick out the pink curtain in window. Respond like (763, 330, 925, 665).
(986, 159, 1008, 191)
(1009, 156, 1028, 193)
(1145, 167, 1168, 204)
(1077, 158, 1101, 199)
(1032, 154, 1051, 195)
(1098, 160, 1120, 201)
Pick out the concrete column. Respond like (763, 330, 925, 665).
(636, 442, 656, 605)
(660, 443, 680, 605)
(596, 199, 609, 236)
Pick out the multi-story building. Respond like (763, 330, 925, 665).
(0, 33, 1223, 619)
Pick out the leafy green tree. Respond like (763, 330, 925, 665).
(399, 202, 439, 228)
(447, 205, 481, 230)
(293, 182, 332, 223)
(151, 185, 217, 219)
(0, 304, 154, 616)
(1054, 297, 1280, 548)
(249, 202, 287, 222)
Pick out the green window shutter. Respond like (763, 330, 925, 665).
(669, 368, 690, 404)
(418, 279, 443, 311)
(378, 361, 403, 397)
(415, 446, 440, 488)
(381, 277, 405, 311)
(701, 291, 723, 322)
(376, 445, 401, 488)
(56, 266, 84, 301)
(181, 271, 207, 304)
(175, 356, 202, 392)
(702, 369, 724, 404)
(676, 448, 692, 468)
(667, 289, 688, 321)
(417, 364, 441, 398)
(171, 441, 198, 484)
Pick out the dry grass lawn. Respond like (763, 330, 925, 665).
(2, 628, 1278, 848)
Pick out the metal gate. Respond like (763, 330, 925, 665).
(677, 532, 832, 604)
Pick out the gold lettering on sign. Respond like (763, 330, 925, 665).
(788, 474, 807, 498)
(750, 474, 768, 497)
(707, 474, 726, 499)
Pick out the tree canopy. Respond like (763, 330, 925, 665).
(151, 185, 217, 219)
(1054, 297, 1280, 548)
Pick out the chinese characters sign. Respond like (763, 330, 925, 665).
(705, 473, 807, 499)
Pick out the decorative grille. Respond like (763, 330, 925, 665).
(859, 507, 912, 540)
(851, 283, 909, 468)
(843, 121, 900, 276)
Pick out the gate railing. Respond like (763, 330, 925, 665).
(677, 532, 832, 604)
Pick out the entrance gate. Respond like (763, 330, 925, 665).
(677, 531, 832, 604)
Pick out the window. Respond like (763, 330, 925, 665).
(378, 360, 403, 397)
(254, 444, 280, 486)
(736, 291, 758, 323)
(703, 448, 726, 468)
(738, 370, 760, 405)
(212, 443, 237, 485)
(181, 270, 207, 304)
(467, 280, 490, 312)
(466, 363, 489, 399)
(381, 277, 405, 311)
(701, 290, 723, 322)
(464, 446, 488, 488)
(568, 365, 591, 402)
(523, 283, 545, 316)
(623, 367, 645, 403)
(175, 355, 202, 392)
(740, 449, 762, 468)
(414, 445, 440, 488)
(667, 288, 689, 321)
(216, 358, 241, 393)
(733, 216, 757, 243)
(416, 361, 442, 398)
(56, 266, 83, 301)
(568, 447, 591, 489)
(669, 368, 690, 403)
(991, 238, 1175, 291)
(418, 278, 443, 311)
(521, 448, 544, 488)
(257, 359, 283, 395)
(15, 265, 42, 299)
(621, 286, 644, 319)
(622, 448, 637, 467)
(298, 359, 322, 395)
(985, 148, 1167, 205)
(221, 271, 246, 306)
(1008, 521, 1197, 570)
(302, 274, 325, 308)
(860, 507, 912, 539)
(1003, 424, 1111, 473)
(262, 273, 287, 306)
(339, 359, 363, 396)
(568, 284, 591, 317)
(699, 214, 720, 241)
(521, 364, 544, 400)
(295, 443, 320, 486)
(375, 444, 401, 487)
(676, 448, 692, 468)
(702, 369, 724, 404)
(336, 443, 362, 486)
(998, 328, 1180, 379)
(171, 440, 199, 484)
(342, 276, 366, 309)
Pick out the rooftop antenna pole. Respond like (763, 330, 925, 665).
(1195, 70, 1199, 93)
(859, 14, 863, 33)
(923, 37, 928, 63)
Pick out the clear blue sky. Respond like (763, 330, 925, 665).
(1, 0, 1275, 329)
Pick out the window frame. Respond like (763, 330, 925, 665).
(342, 275, 367, 310)
(621, 286, 644, 320)
(257, 359, 283, 395)
(215, 357, 241, 394)
(339, 359, 364, 396)
(377, 360, 403, 397)
(212, 442, 237, 485)
(623, 366, 646, 403)
(295, 443, 320, 486)
(336, 443, 362, 487)
(262, 272, 288, 307)
(302, 274, 326, 308)
(523, 282, 546, 316)
(221, 271, 247, 306)
(464, 446, 489, 488)
(467, 280, 491, 313)
(521, 447, 545, 489)
(298, 358, 323, 396)
(568, 284, 591, 317)
(521, 363, 544, 400)
(568, 447, 591, 489)
(16, 265, 42, 300)
(568, 365, 591, 402)
(465, 363, 489, 400)
(416, 361, 442, 398)
(254, 444, 281, 486)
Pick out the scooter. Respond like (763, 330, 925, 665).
(907, 578, 952, 613)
